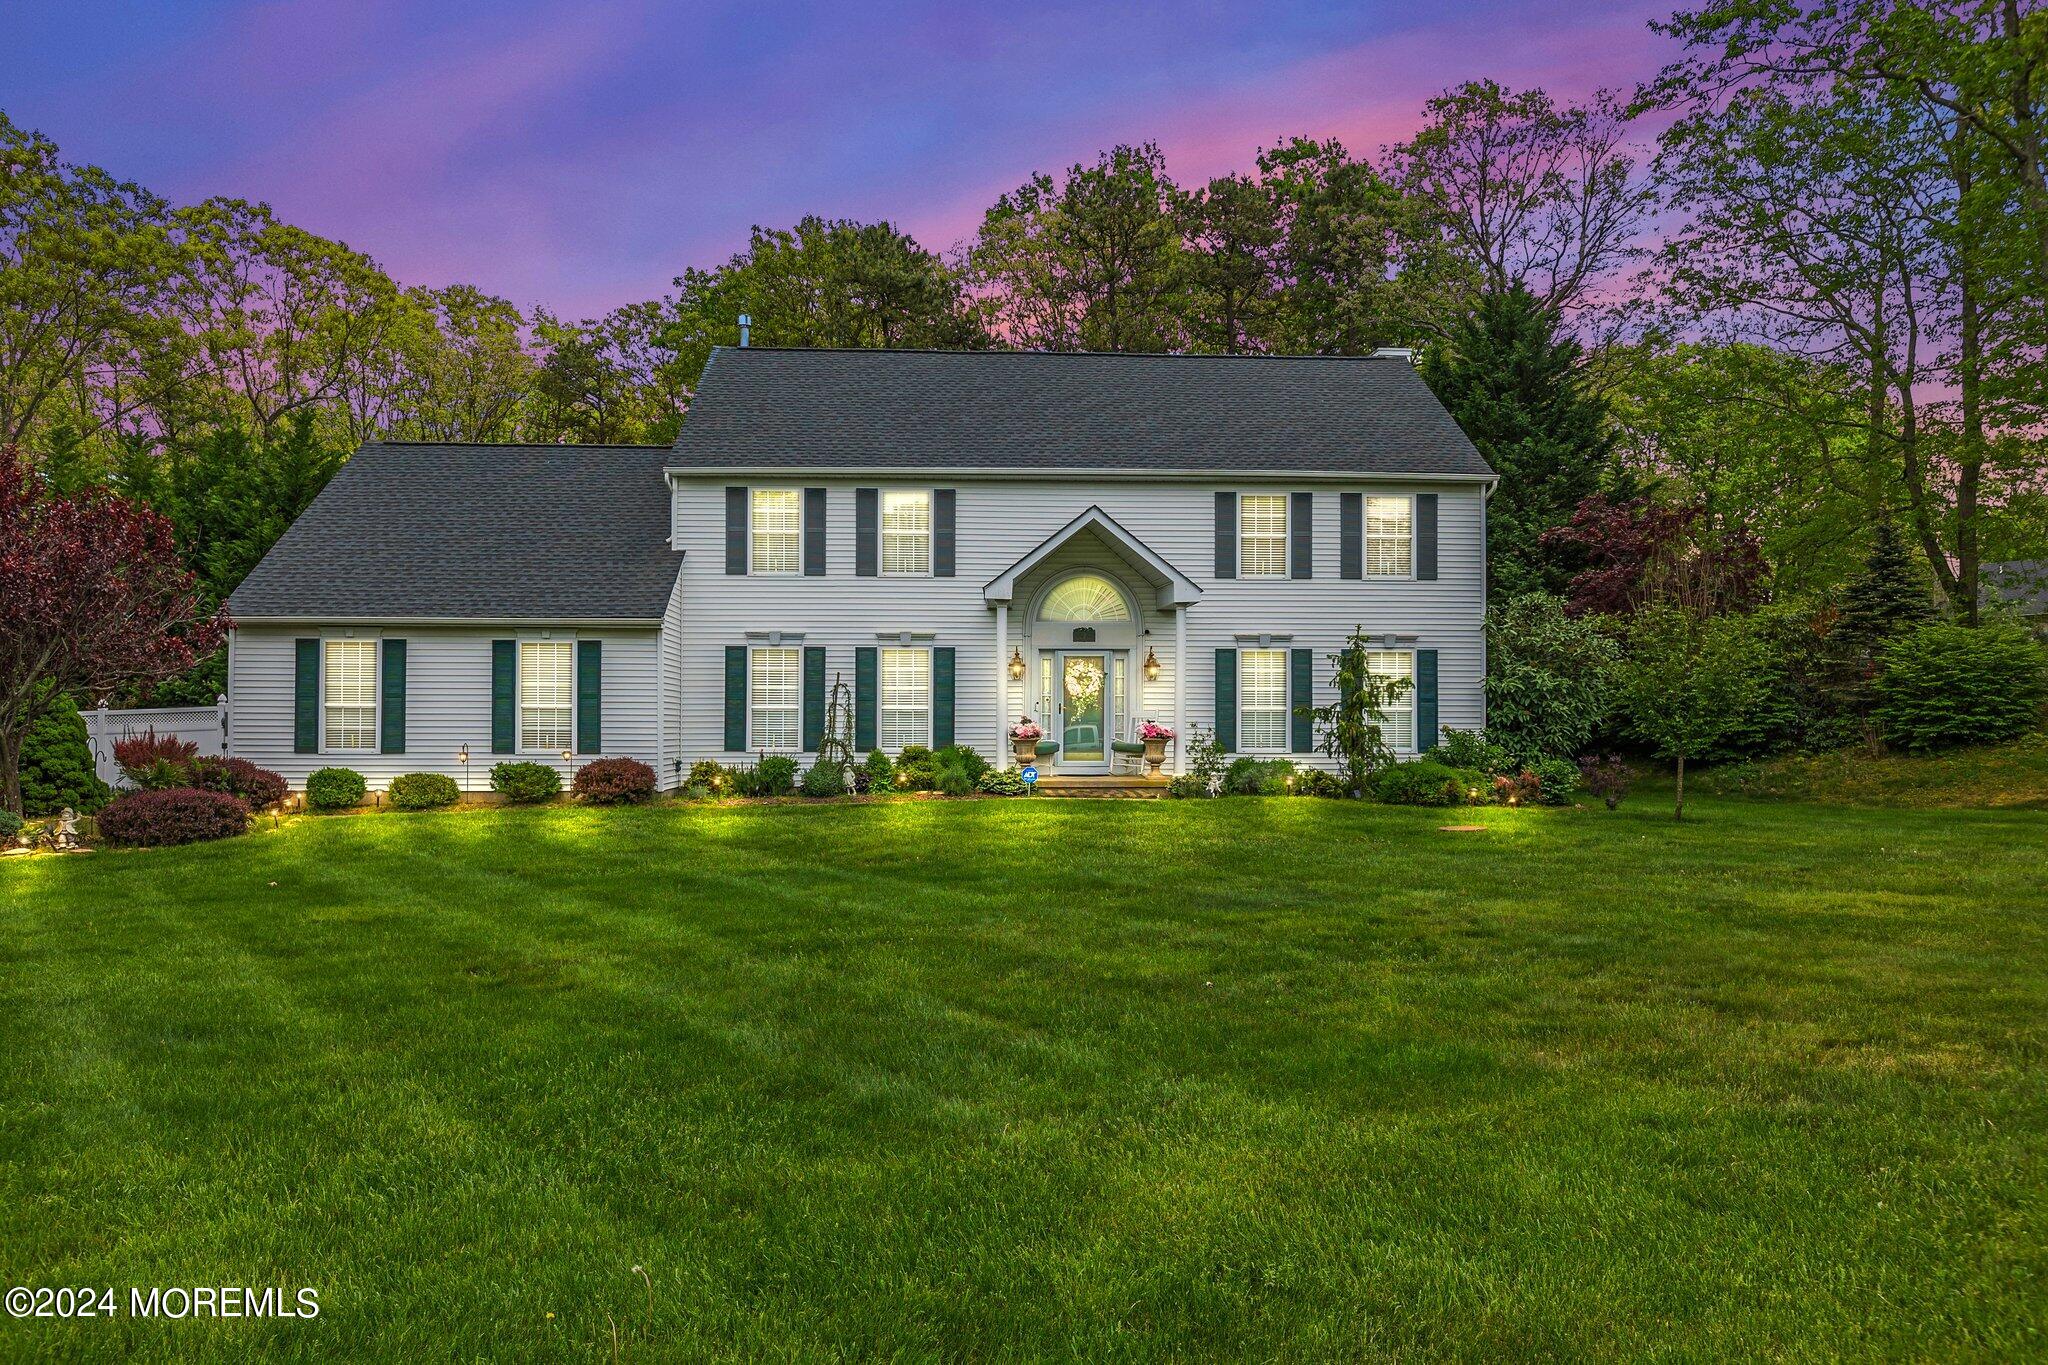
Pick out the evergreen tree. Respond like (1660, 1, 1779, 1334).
(1423, 287, 1614, 598)
(1820, 522, 1936, 744)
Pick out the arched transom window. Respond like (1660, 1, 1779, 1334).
(1040, 574, 1131, 622)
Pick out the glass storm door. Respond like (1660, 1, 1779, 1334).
(1059, 653, 1110, 772)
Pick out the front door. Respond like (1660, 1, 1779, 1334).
(1057, 652, 1111, 774)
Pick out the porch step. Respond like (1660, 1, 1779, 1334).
(1031, 775, 1170, 799)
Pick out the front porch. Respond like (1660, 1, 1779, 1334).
(1030, 773, 1171, 799)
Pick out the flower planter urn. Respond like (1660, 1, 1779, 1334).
(1143, 736, 1167, 775)
(1013, 737, 1039, 767)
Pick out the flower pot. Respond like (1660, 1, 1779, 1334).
(1143, 736, 1167, 775)
(1012, 738, 1039, 766)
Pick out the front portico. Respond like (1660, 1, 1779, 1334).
(983, 506, 1202, 775)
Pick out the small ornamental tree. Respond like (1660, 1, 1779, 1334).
(0, 446, 226, 815)
(1542, 495, 1768, 619)
(1297, 627, 1411, 798)
(1619, 607, 1770, 820)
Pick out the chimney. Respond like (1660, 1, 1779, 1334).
(737, 314, 751, 348)
(1370, 346, 1417, 364)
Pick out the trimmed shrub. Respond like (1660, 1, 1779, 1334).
(1222, 757, 1297, 795)
(1292, 767, 1345, 798)
(934, 745, 990, 783)
(21, 693, 111, 816)
(306, 766, 367, 811)
(860, 750, 893, 794)
(1484, 593, 1623, 767)
(574, 757, 657, 805)
(390, 772, 461, 810)
(1578, 753, 1631, 810)
(1532, 757, 1580, 805)
(491, 761, 561, 804)
(1876, 623, 2047, 752)
(893, 745, 936, 791)
(686, 759, 728, 793)
(1492, 770, 1542, 805)
(1373, 760, 1464, 806)
(97, 787, 248, 847)
(1436, 728, 1511, 776)
(799, 760, 847, 798)
(1165, 773, 1212, 799)
(190, 756, 288, 809)
(753, 755, 799, 796)
(975, 767, 1028, 796)
(931, 755, 977, 796)
(0, 810, 23, 843)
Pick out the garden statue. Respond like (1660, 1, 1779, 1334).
(52, 807, 82, 851)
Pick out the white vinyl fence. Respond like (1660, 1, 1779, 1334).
(83, 697, 227, 788)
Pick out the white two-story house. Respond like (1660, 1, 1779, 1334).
(225, 347, 1495, 789)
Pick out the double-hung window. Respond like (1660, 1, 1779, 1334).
(1366, 650, 1415, 750)
(1239, 494, 1288, 577)
(1366, 496, 1414, 577)
(879, 647, 931, 749)
(880, 491, 931, 576)
(1239, 648, 1288, 752)
(750, 646, 802, 751)
(750, 489, 801, 575)
(323, 640, 377, 752)
(520, 641, 574, 752)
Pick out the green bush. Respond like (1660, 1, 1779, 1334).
(934, 745, 990, 782)
(800, 760, 847, 797)
(893, 745, 936, 790)
(1292, 767, 1345, 798)
(931, 754, 977, 796)
(1436, 728, 1511, 776)
(1532, 757, 1579, 805)
(306, 767, 366, 811)
(0, 810, 23, 842)
(1876, 623, 2047, 752)
(20, 692, 111, 816)
(1374, 760, 1465, 806)
(975, 768, 1028, 796)
(490, 761, 561, 804)
(389, 772, 460, 810)
(1222, 757, 1297, 795)
(1165, 773, 1212, 799)
(687, 759, 727, 793)
(1484, 594, 1623, 767)
(860, 750, 894, 794)
(754, 755, 799, 796)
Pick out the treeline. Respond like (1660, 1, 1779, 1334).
(4, 0, 2045, 650)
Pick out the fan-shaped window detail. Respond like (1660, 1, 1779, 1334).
(1040, 575, 1131, 622)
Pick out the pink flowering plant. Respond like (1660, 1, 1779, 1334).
(1137, 721, 1176, 741)
(1009, 718, 1043, 741)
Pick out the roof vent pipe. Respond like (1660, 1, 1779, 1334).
(737, 314, 751, 347)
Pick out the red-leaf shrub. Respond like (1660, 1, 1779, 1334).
(113, 730, 200, 788)
(572, 757, 657, 805)
(189, 755, 289, 808)
(1541, 496, 1768, 618)
(97, 787, 249, 846)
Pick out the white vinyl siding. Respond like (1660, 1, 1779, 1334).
(881, 490, 932, 576)
(1239, 494, 1288, 577)
(1239, 648, 1288, 752)
(1367, 650, 1415, 750)
(879, 647, 931, 749)
(323, 640, 377, 752)
(1366, 495, 1414, 577)
(750, 488, 801, 575)
(750, 646, 802, 751)
(519, 641, 574, 753)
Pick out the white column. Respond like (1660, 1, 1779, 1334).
(993, 601, 1010, 761)
(1173, 605, 1188, 775)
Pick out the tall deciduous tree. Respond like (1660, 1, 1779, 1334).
(0, 444, 224, 814)
(1424, 286, 1615, 597)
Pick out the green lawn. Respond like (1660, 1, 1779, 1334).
(3, 797, 2045, 1361)
(1691, 732, 2048, 809)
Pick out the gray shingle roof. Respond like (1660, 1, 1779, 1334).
(227, 443, 680, 621)
(1983, 560, 2048, 617)
(670, 347, 1495, 478)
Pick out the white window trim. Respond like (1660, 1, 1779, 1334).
(320, 634, 380, 756)
(1237, 647, 1290, 754)
(1365, 493, 1416, 580)
(879, 488, 934, 578)
(1238, 492, 1290, 578)
(516, 634, 579, 757)
(748, 644, 804, 753)
(1367, 648, 1417, 753)
(878, 645, 933, 751)
(748, 487, 803, 577)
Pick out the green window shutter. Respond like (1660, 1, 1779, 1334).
(1214, 492, 1237, 579)
(576, 639, 602, 754)
(293, 638, 319, 754)
(491, 640, 516, 753)
(854, 647, 877, 750)
(932, 647, 955, 748)
(802, 646, 826, 751)
(1340, 492, 1362, 579)
(380, 638, 407, 754)
(803, 487, 827, 576)
(1290, 492, 1313, 579)
(934, 489, 956, 577)
(1290, 647, 1314, 753)
(1416, 649, 1440, 752)
(724, 647, 748, 751)
(725, 487, 747, 574)
(1213, 648, 1237, 751)
(855, 489, 879, 576)
(1416, 493, 1439, 581)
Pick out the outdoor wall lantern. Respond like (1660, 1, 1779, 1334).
(1143, 647, 1161, 683)
(1008, 647, 1026, 680)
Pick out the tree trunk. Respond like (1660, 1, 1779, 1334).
(1953, 144, 1986, 626)
(0, 727, 22, 819)
(1674, 753, 1686, 822)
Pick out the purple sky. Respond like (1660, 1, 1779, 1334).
(15, 1, 1675, 320)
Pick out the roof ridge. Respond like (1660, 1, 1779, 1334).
(709, 345, 1412, 362)
(361, 440, 671, 450)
